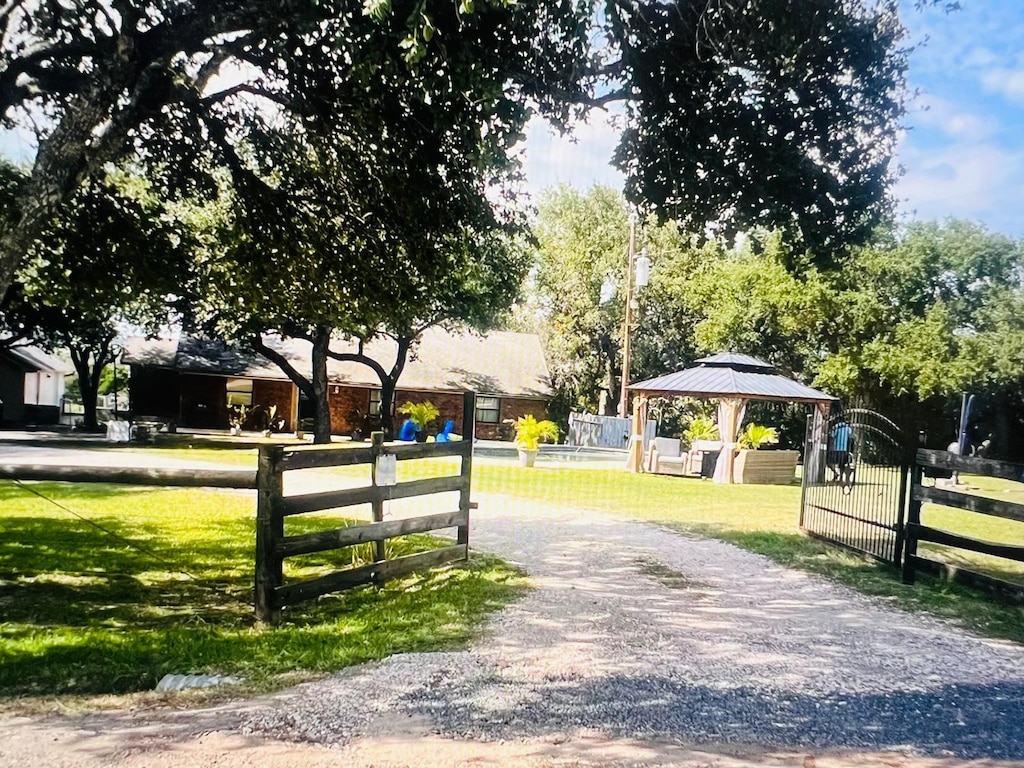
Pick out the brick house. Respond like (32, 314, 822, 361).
(123, 328, 552, 439)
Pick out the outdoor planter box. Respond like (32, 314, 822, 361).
(734, 449, 799, 485)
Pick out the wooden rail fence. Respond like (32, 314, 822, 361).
(255, 392, 475, 624)
(903, 449, 1024, 599)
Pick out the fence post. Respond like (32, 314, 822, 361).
(902, 456, 923, 585)
(255, 444, 284, 625)
(369, 431, 386, 587)
(459, 391, 475, 554)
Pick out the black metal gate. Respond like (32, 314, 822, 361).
(800, 408, 911, 565)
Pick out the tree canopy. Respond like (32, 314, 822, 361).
(5, 166, 188, 428)
(1, 0, 951, 299)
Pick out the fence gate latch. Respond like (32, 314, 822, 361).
(375, 454, 397, 486)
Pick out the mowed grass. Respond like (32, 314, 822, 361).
(111, 442, 1024, 596)
(919, 473, 1024, 585)
(0, 478, 524, 702)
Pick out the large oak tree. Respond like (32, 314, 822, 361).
(2, 0, 949, 299)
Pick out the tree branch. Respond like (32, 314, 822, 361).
(251, 335, 315, 399)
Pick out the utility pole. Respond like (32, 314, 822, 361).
(619, 215, 636, 419)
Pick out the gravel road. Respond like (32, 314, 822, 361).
(4, 488, 1024, 766)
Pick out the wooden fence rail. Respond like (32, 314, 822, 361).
(0, 463, 257, 488)
(255, 391, 475, 625)
(903, 449, 1024, 600)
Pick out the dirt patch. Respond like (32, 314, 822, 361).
(635, 557, 717, 600)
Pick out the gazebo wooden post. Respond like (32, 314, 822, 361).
(625, 393, 647, 473)
(805, 401, 831, 485)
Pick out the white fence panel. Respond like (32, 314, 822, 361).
(566, 412, 656, 450)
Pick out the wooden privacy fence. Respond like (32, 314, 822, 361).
(903, 449, 1024, 598)
(255, 392, 475, 625)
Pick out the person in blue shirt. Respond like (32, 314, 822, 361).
(828, 418, 854, 491)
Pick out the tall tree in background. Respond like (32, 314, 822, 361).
(1, 0, 950, 298)
(534, 186, 631, 417)
(12, 170, 187, 429)
(198, 113, 531, 442)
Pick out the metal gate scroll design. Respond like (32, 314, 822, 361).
(800, 408, 911, 565)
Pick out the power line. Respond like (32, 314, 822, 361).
(11, 480, 249, 607)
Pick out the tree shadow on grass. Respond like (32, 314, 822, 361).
(0, 513, 256, 627)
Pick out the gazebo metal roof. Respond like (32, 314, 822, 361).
(628, 353, 836, 404)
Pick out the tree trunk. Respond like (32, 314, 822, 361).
(603, 347, 618, 416)
(380, 376, 397, 438)
(327, 333, 413, 441)
(377, 335, 411, 439)
(69, 343, 111, 431)
(310, 326, 332, 444)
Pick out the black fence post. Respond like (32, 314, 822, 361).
(255, 445, 284, 625)
(902, 455, 923, 585)
(459, 391, 475, 553)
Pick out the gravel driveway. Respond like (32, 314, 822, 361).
(4, 491, 1024, 766)
(241, 497, 1024, 760)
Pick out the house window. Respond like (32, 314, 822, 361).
(24, 372, 61, 407)
(476, 396, 500, 423)
(369, 389, 382, 416)
(226, 378, 253, 406)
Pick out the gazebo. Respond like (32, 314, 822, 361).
(626, 353, 837, 483)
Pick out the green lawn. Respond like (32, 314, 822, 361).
(918, 473, 1024, 584)
(0, 478, 524, 704)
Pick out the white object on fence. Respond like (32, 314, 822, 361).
(105, 420, 130, 442)
(375, 454, 397, 486)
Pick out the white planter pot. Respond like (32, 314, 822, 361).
(229, 426, 241, 437)
(518, 448, 538, 468)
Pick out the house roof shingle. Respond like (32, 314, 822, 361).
(124, 328, 553, 398)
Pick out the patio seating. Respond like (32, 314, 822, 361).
(397, 419, 418, 441)
(686, 439, 724, 476)
(646, 437, 687, 476)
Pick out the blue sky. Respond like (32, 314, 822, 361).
(522, 0, 1024, 238)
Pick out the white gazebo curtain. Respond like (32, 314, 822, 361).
(713, 397, 747, 484)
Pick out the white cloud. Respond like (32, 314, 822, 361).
(909, 95, 997, 141)
(895, 139, 1024, 233)
(521, 107, 625, 199)
(981, 63, 1024, 104)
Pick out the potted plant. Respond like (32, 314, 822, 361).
(398, 401, 440, 442)
(227, 404, 248, 437)
(509, 414, 559, 467)
(682, 415, 720, 447)
(734, 423, 799, 484)
(260, 404, 283, 437)
(737, 423, 779, 450)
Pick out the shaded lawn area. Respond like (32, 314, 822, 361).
(0, 480, 524, 700)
